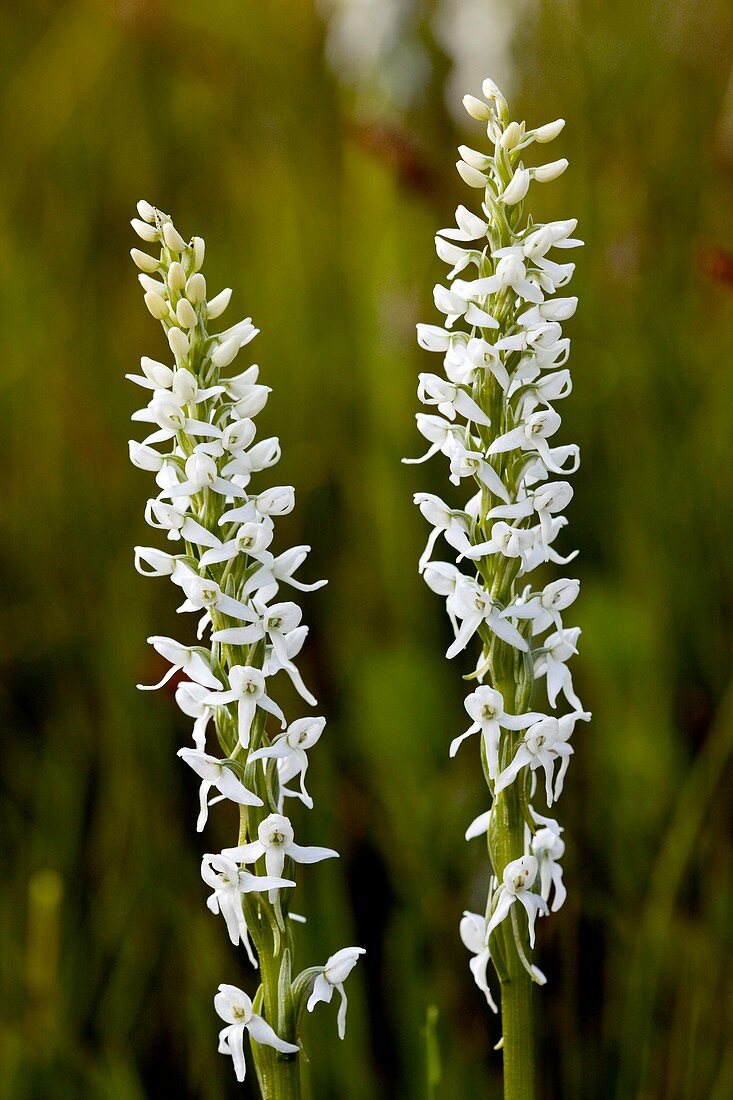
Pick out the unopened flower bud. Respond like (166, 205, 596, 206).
(458, 145, 491, 170)
(167, 327, 190, 360)
(212, 336, 240, 368)
(186, 273, 206, 304)
(176, 298, 198, 330)
(130, 248, 159, 273)
(533, 118, 565, 143)
(500, 121, 523, 151)
(207, 288, 232, 319)
(192, 236, 205, 271)
(138, 274, 167, 295)
(144, 291, 169, 321)
(482, 77, 506, 108)
(462, 94, 492, 121)
(532, 158, 568, 183)
(136, 199, 156, 223)
(456, 161, 489, 188)
(500, 168, 531, 205)
(163, 222, 188, 252)
(131, 218, 159, 242)
(167, 261, 186, 291)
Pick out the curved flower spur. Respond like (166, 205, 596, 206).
(128, 203, 363, 1094)
(407, 81, 590, 1097)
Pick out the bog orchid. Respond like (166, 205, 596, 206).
(224, 813, 338, 893)
(201, 854, 295, 952)
(459, 912, 498, 1012)
(530, 826, 567, 912)
(486, 856, 548, 950)
(305, 947, 366, 1039)
(496, 711, 591, 803)
(249, 717, 326, 808)
(214, 984, 299, 1084)
(407, 79, 589, 1098)
(128, 205, 363, 1096)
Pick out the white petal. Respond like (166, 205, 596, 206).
(247, 1013, 299, 1054)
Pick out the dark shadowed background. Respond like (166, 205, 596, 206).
(1, 1, 733, 1097)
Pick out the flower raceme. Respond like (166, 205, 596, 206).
(128, 203, 363, 1091)
(407, 78, 590, 1055)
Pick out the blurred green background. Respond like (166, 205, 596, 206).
(1, 1, 733, 1097)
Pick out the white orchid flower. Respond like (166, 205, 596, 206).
(487, 856, 548, 948)
(531, 827, 567, 912)
(306, 947, 366, 1039)
(450, 687, 545, 778)
(177, 748, 263, 831)
(204, 665, 285, 749)
(534, 626, 583, 709)
(446, 440, 511, 502)
(459, 911, 498, 1011)
(212, 603, 316, 705)
(175, 680, 216, 750)
(199, 517, 274, 568)
(240, 545, 326, 602)
(131, 390, 222, 447)
(433, 282, 499, 330)
(414, 493, 507, 571)
(496, 711, 591, 804)
(249, 717, 326, 808)
(213, 601, 302, 667)
(201, 854, 294, 961)
(224, 813, 337, 900)
(452, 257, 544, 305)
(173, 564, 257, 625)
(403, 412, 466, 465)
(503, 579, 580, 636)
(446, 577, 527, 658)
(214, 984, 298, 1083)
(162, 448, 247, 501)
(436, 204, 488, 241)
(137, 636, 221, 691)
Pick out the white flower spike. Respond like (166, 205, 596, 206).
(128, 205, 362, 1090)
(407, 79, 589, 1077)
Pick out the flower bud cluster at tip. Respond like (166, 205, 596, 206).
(407, 80, 590, 1011)
(128, 201, 363, 1083)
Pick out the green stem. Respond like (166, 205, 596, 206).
(255, 940, 301, 1100)
(493, 674, 535, 1100)
(240, 739, 302, 1100)
(499, 952, 535, 1100)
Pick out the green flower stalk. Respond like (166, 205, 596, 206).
(407, 80, 589, 1098)
(128, 203, 364, 1097)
